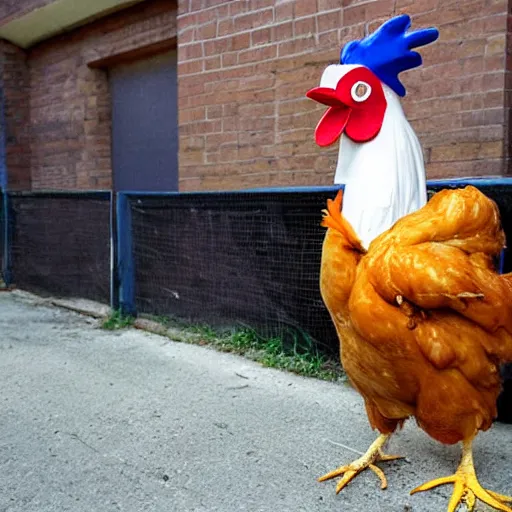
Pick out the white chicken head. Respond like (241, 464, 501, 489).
(307, 14, 439, 149)
(306, 14, 440, 249)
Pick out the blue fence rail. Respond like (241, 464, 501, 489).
(2, 177, 512, 321)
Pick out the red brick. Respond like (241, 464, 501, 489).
(178, 59, 203, 74)
(204, 78, 238, 94)
(180, 42, 203, 60)
(228, 0, 252, 17)
(430, 141, 503, 162)
(179, 106, 206, 124)
(181, 135, 205, 151)
(238, 45, 277, 64)
(238, 130, 274, 146)
(180, 119, 222, 135)
(194, 20, 217, 40)
(427, 159, 504, 179)
(275, 2, 294, 22)
(191, 3, 229, 24)
(295, 0, 318, 17)
(204, 55, 220, 70)
(203, 38, 230, 56)
(318, 30, 339, 48)
(344, 0, 394, 26)
(317, 10, 342, 33)
(232, 32, 251, 50)
(485, 54, 505, 72)
(221, 52, 238, 67)
(250, 0, 274, 9)
(206, 105, 223, 118)
(178, 25, 195, 43)
(339, 23, 366, 44)
(239, 102, 274, 117)
(252, 27, 271, 46)
(233, 8, 273, 32)
(294, 16, 316, 36)
(462, 108, 505, 127)
(486, 34, 506, 55)
(205, 132, 237, 150)
(217, 18, 234, 36)
(178, 0, 191, 16)
(278, 35, 316, 57)
(395, 0, 440, 15)
(318, 0, 342, 10)
(190, 0, 228, 12)
(274, 21, 294, 41)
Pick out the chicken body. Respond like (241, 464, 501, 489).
(320, 185, 512, 509)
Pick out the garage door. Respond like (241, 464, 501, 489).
(110, 50, 178, 192)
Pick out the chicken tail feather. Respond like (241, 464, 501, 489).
(321, 190, 366, 254)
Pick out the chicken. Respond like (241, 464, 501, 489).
(307, 15, 512, 512)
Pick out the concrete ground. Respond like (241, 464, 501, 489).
(1, 292, 511, 512)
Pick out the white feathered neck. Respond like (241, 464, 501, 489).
(320, 64, 427, 250)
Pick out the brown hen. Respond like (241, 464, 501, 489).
(319, 185, 512, 512)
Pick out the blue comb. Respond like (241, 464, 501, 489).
(340, 14, 439, 97)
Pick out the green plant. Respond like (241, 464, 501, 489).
(137, 314, 344, 382)
(102, 310, 135, 330)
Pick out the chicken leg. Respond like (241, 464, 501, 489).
(411, 439, 512, 512)
(318, 433, 404, 493)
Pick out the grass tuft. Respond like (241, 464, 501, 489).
(141, 315, 344, 382)
(102, 310, 135, 330)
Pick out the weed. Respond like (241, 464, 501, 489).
(102, 310, 135, 330)
(139, 315, 344, 382)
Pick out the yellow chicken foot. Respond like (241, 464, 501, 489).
(410, 439, 512, 512)
(318, 433, 404, 494)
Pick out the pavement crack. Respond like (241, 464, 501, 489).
(226, 384, 249, 390)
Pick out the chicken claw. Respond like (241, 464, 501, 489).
(410, 439, 512, 512)
(318, 433, 404, 494)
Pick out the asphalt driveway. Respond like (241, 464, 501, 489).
(1, 291, 511, 512)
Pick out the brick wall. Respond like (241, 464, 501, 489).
(177, 0, 510, 191)
(0, 41, 31, 190)
(505, 5, 512, 173)
(15, 0, 176, 190)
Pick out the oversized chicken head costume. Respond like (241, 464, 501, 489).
(308, 14, 437, 249)
(307, 14, 512, 512)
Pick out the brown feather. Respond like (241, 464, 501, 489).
(321, 185, 512, 445)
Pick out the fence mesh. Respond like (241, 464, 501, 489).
(129, 183, 512, 357)
(3, 183, 511, 358)
(9, 192, 111, 303)
(129, 190, 340, 355)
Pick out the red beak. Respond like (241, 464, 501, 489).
(306, 86, 351, 147)
(307, 67, 387, 146)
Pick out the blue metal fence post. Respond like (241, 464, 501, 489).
(499, 248, 506, 275)
(116, 192, 136, 316)
(109, 190, 118, 311)
(0, 73, 10, 286)
(1, 189, 10, 286)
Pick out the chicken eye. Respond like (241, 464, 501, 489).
(351, 81, 372, 102)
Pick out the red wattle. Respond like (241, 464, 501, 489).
(315, 106, 351, 147)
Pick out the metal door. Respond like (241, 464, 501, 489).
(110, 51, 178, 192)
